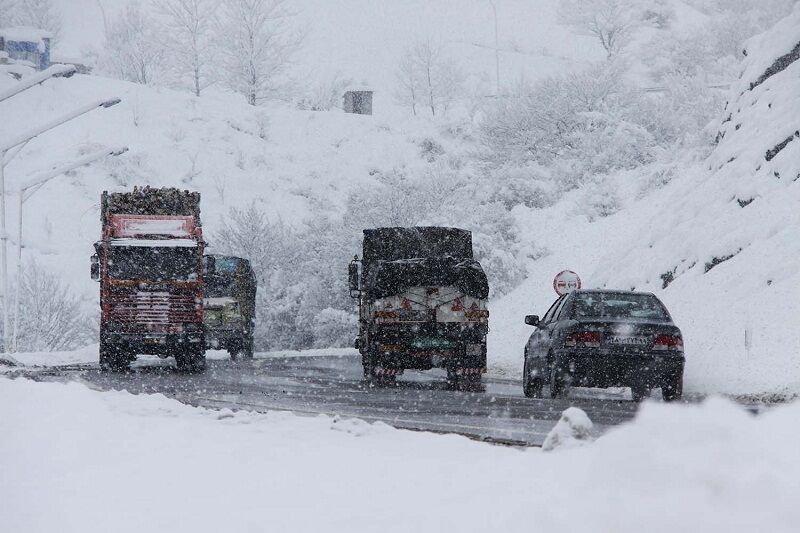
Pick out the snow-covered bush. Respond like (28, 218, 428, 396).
(296, 72, 354, 111)
(312, 308, 357, 349)
(10, 259, 96, 352)
(480, 64, 659, 189)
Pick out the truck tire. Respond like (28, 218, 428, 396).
(228, 341, 241, 361)
(362, 351, 396, 386)
(99, 340, 130, 373)
(631, 382, 651, 402)
(176, 348, 206, 373)
(241, 337, 254, 359)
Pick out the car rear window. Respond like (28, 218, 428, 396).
(571, 293, 670, 321)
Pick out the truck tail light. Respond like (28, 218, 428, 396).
(565, 331, 601, 348)
(374, 310, 398, 323)
(653, 335, 683, 352)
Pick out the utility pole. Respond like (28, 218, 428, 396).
(0, 97, 121, 351)
(12, 146, 128, 350)
(489, 0, 500, 95)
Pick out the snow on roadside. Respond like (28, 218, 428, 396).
(1, 377, 799, 533)
(0, 346, 360, 370)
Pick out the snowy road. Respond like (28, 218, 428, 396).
(16, 354, 648, 446)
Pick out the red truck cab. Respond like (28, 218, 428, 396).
(91, 188, 206, 372)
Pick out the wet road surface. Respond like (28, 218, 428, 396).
(12, 354, 654, 446)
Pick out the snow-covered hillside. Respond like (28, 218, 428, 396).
(490, 5, 800, 396)
(52, 0, 601, 115)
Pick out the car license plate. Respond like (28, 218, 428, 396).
(145, 337, 164, 345)
(609, 336, 648, 347)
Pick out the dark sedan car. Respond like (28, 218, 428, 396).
(522, 289, 684, 401)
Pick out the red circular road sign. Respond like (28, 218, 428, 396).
(553, 270, 581, 296)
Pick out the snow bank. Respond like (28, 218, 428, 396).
(1, 377, 799, 532)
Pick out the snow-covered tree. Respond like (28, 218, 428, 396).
(296, 71, 354, 111)
(13, 260, 95, 352)
(217, 0, 303, 105)
(557, 0, 640, 58)
(100, 2, 166, 85)
(395, 38, 465, 117)
(0, 0, 18, 27)
(8, 0, 63, 43)
(153, 0, 219, 96)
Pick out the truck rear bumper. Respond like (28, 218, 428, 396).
(102, 331, 204, 356)
(368, 323, 488, 370)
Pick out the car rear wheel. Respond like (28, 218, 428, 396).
(523, 358, 544, 398)
(550, 364, 569, 399)
(662, 372, 683, 402)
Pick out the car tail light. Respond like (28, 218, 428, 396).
(653, 334, 684, 352)
(451, 297, 464, 312)
(401, 298, 413, 311)
(564, 331, 601, 348)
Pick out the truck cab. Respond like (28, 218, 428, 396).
(92, 188, 206, 372)
(203, 255, 256, 359)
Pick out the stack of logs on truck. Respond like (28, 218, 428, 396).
(92, 187, 206, 372)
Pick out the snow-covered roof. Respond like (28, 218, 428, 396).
(109, 238, 198, 248)
(0, 26, 53, 42)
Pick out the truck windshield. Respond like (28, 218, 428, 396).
(108, 246, 199, 281)
(571, 293, 670, 321)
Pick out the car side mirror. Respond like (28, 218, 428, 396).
(348, 258, 360, 298)
(90, 255, 100, 282)
(525, 314, 540, 327)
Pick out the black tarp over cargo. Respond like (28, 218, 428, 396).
(361, 227, 489, 300)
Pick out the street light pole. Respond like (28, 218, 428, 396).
(11, 146, 128, 350)
(0, 97, 121, 351)
(489, 0, 500, 95)
(0, 64, 76, 103)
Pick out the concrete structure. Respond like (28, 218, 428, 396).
(343, 90, 373, 115)
(0, 27, 52, 71)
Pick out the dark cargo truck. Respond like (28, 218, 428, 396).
(203, 255, 257, 360)
(349, 227, 490, 389)
(91, 187, 206, 372)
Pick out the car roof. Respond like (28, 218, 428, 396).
(570, 289, 659, 298)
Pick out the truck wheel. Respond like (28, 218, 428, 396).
(228, 342, 240, 361)
(662, 372, 683, 402)
(176, 349, 206, 373)
(523, 359, 544, 398)
(241, 338, 254, 359)
(631, 382, 651, 402)
(99, 342, 130, 373)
